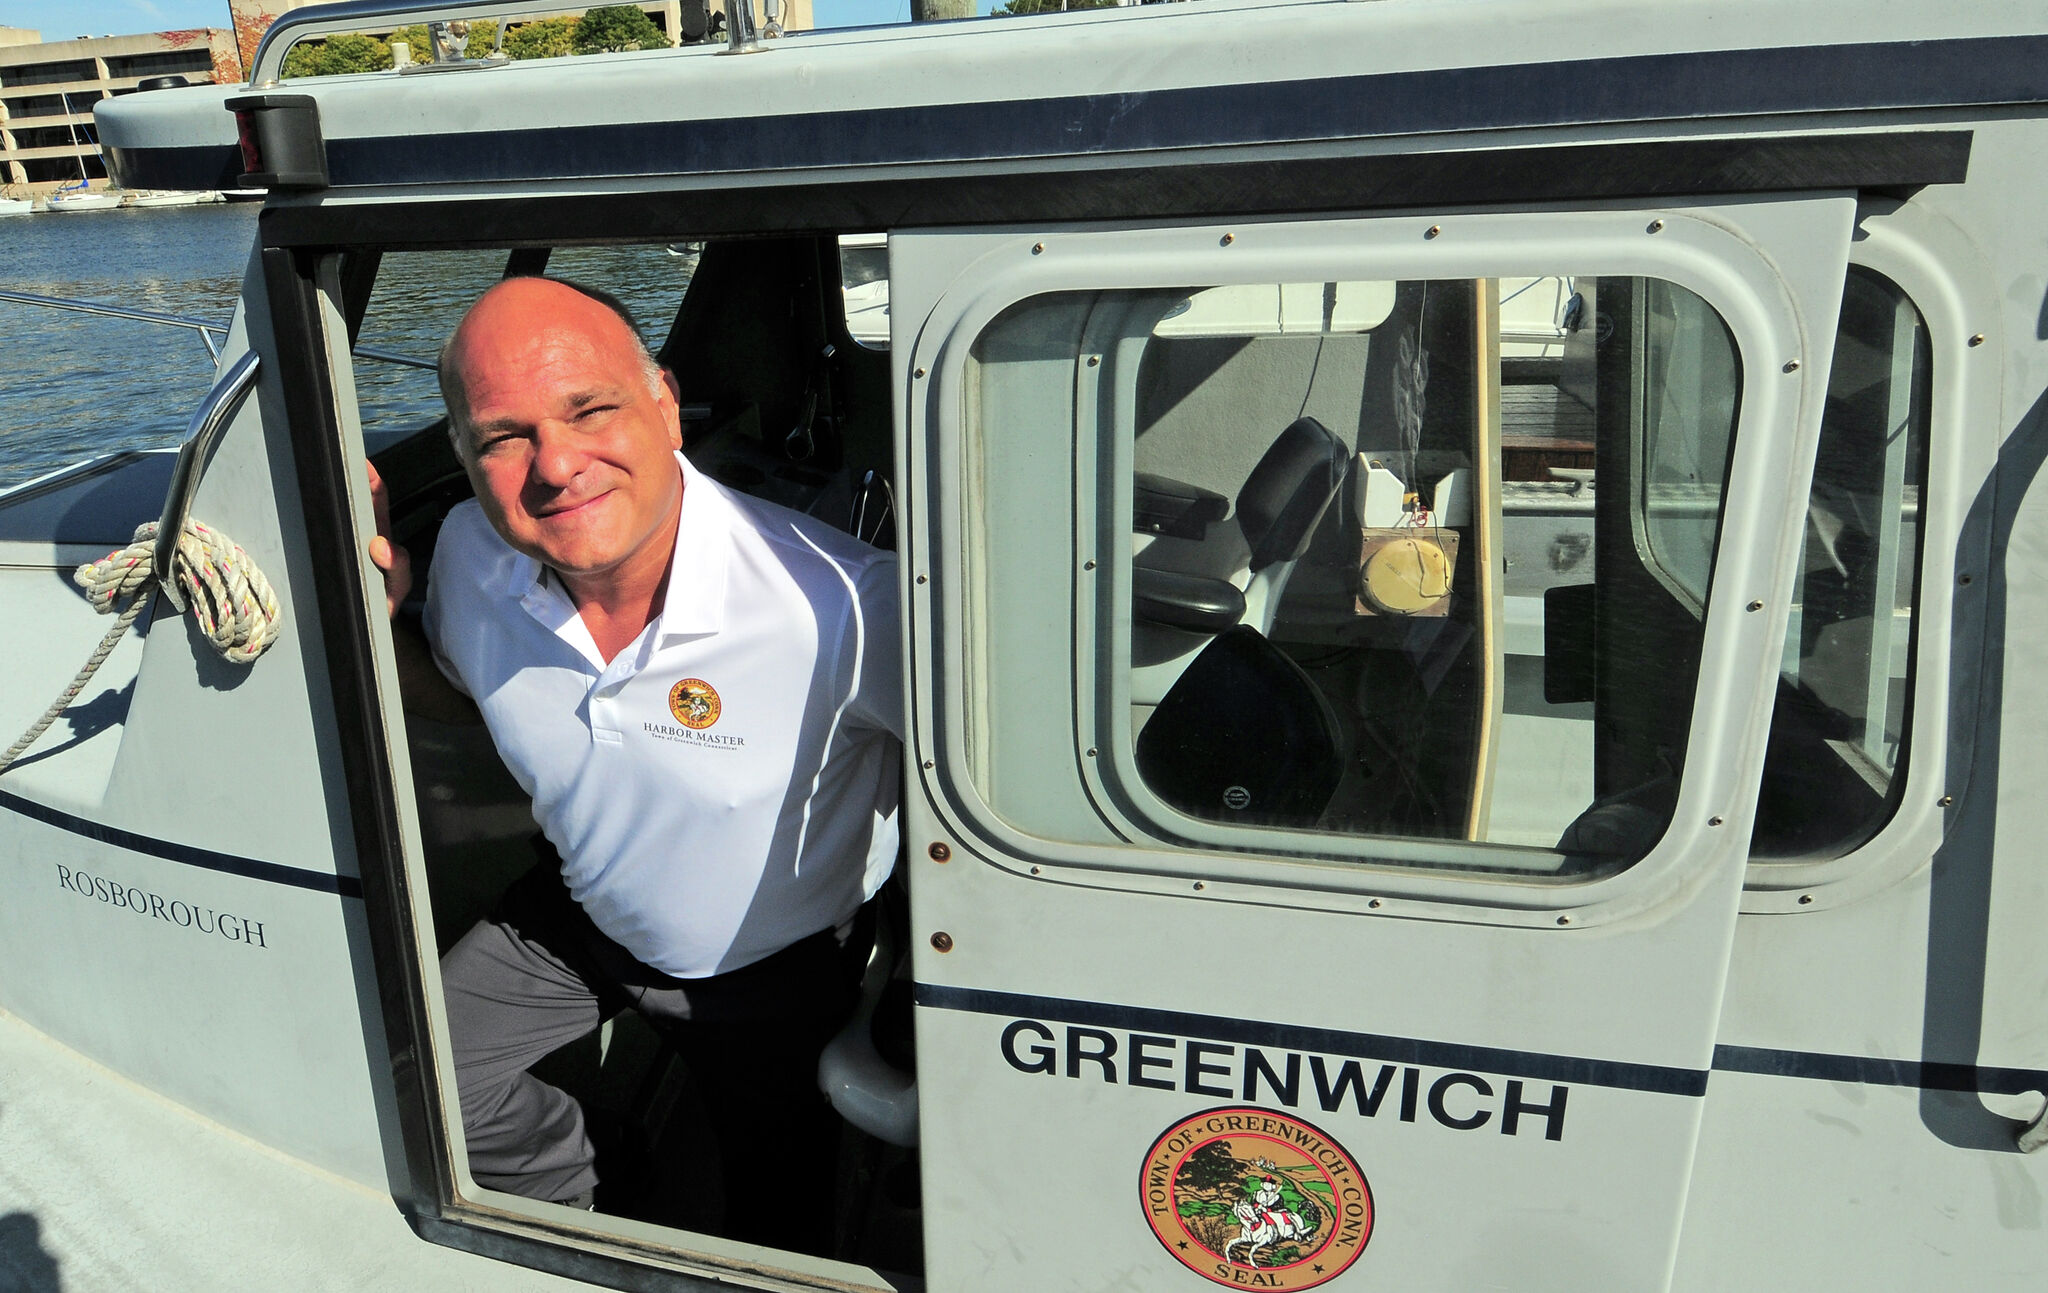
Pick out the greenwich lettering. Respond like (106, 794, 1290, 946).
(999, 1018, 1568, 1141)
(54, 863, 270, 949)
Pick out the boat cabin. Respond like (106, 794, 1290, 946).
(2, 1, 2046, 1288)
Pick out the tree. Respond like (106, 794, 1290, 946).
(572, 5, 669, 55)
(505, 16, 580, 60)
(996, 0, 1118, 13)
(388, 21, 499, 64)
(280, 32, 393, 79)
(1176, 1140, 1246, 1194)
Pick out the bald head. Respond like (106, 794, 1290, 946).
(439, 276, 665, 462)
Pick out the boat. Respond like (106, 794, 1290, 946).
(0, 195, 31, 218)
(44, 184, 122, 212)
(122, 189, 224, 208)
(4, 0, 2047, 1288)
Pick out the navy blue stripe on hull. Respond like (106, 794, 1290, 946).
(1714, 1044, 2048, 1097)
(316, 34, 2045, 187)
(0, 787, 364, 898)
(917, 983, 1710, 1096)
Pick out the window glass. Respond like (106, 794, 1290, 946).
(965, 275, 1743, 875)
(1752, 267, 1928, 857)
(352, 246, 692, 447)
(838, 234, 890, 349)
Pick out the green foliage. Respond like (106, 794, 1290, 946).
(996, 0, 1118, 13)
(1177, 1198, 1232, 1218)
(572, 5, 669, 54)
(280, 32, 392, 78)
(388, 21, 499, 64)
(505, 16, 579, 60)
(1176, 1140, 1245, 1193)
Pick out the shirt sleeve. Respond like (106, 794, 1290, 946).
(846, 553, 904, 741)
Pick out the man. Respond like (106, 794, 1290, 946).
(367, 276, 902, 1246)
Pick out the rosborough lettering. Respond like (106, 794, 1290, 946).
(55, 863, 271, 949)
(999, 1017, 1569, 1141)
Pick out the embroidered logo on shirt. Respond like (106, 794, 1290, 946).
(668, 678, 722, 729)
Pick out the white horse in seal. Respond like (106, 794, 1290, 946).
(1222, 1176, 1321, 1267)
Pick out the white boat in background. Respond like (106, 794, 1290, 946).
(0, 196, 31, 217)
(46, 185, 121, 212)
(123, 189, 222, 208)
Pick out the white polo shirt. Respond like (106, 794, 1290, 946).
(423, 452, 902, 979)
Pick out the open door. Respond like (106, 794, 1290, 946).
(892, 199, 1851, 1289)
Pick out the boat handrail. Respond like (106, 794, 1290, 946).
(153, 351, 263, 609)
(246, 0, 723, 85)
(0, 289, 434, 371)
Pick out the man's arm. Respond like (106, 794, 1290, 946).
(368, 461, 482, 725)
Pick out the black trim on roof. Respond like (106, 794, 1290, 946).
(106, 32, 2035, 195)
(248, 131, 1971, 250)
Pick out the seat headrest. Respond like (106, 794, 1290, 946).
(1238, 416, 1349, 573)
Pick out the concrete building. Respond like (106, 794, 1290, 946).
(0, 28, 239, 191)
(227, 1, 815, 78)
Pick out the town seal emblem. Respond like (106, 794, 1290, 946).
(1141, 1107, 1372, 1289)
(667, 678, 722, 729)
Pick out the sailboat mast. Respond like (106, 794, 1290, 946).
(60, 91, 90, 184)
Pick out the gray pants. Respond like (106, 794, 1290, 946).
(440, 861, 857, 1246)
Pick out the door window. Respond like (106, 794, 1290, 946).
(1751, 267, 1929, 857)
(962, 274, 1743, 875)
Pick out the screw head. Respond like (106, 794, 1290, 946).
(1424, 224, 1442, 239)
(1368, 898, 1382, 909)
(1031, 242, 1045, 255)
(1556, 914, 1571, 926)
(1086, 355, 1100, 367)
(1647, 219, 1665, 233)
(1939, 794, 1955, 807)
(1085, 747, 1097, 758)
(928, 842, 951, 862)
(1192, 881, 1206, 891)
(1747, 600, 1764, 612)
(1958, 573, 1973, 586)
(916, 573, 928, 584)
(1709, 815, 1725, 827)
(1782, 359, 1801, 373)
(930, 931, 954, 952)
(1220, 232, 1235, 246)
(921, 759, 934, 769)
(1969, 333, 1986, 347)
(1797, 893, 1814, 905)
(1083, 559, 1097, 570)
(913, 366, 926, 378)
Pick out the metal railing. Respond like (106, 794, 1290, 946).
(0, 288, 434, 370)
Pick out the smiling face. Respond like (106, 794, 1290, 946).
(445, 278, 684, 604)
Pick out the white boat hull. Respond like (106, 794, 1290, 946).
(124, 190, 221, 208)
(46, 190, 122, 212)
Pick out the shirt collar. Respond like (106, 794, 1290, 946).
(651, 450, 731, 642)
(500, 450, 732, 646)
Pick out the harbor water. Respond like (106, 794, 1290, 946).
(0, 203, 694, 490)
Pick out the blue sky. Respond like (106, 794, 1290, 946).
(0, 1, 967, 41)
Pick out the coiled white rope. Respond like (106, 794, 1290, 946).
(0, 519, 281, 775)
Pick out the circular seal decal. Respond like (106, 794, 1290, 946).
(667, 678, 722, 729)
(1141, 1107, 1372, 1289)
